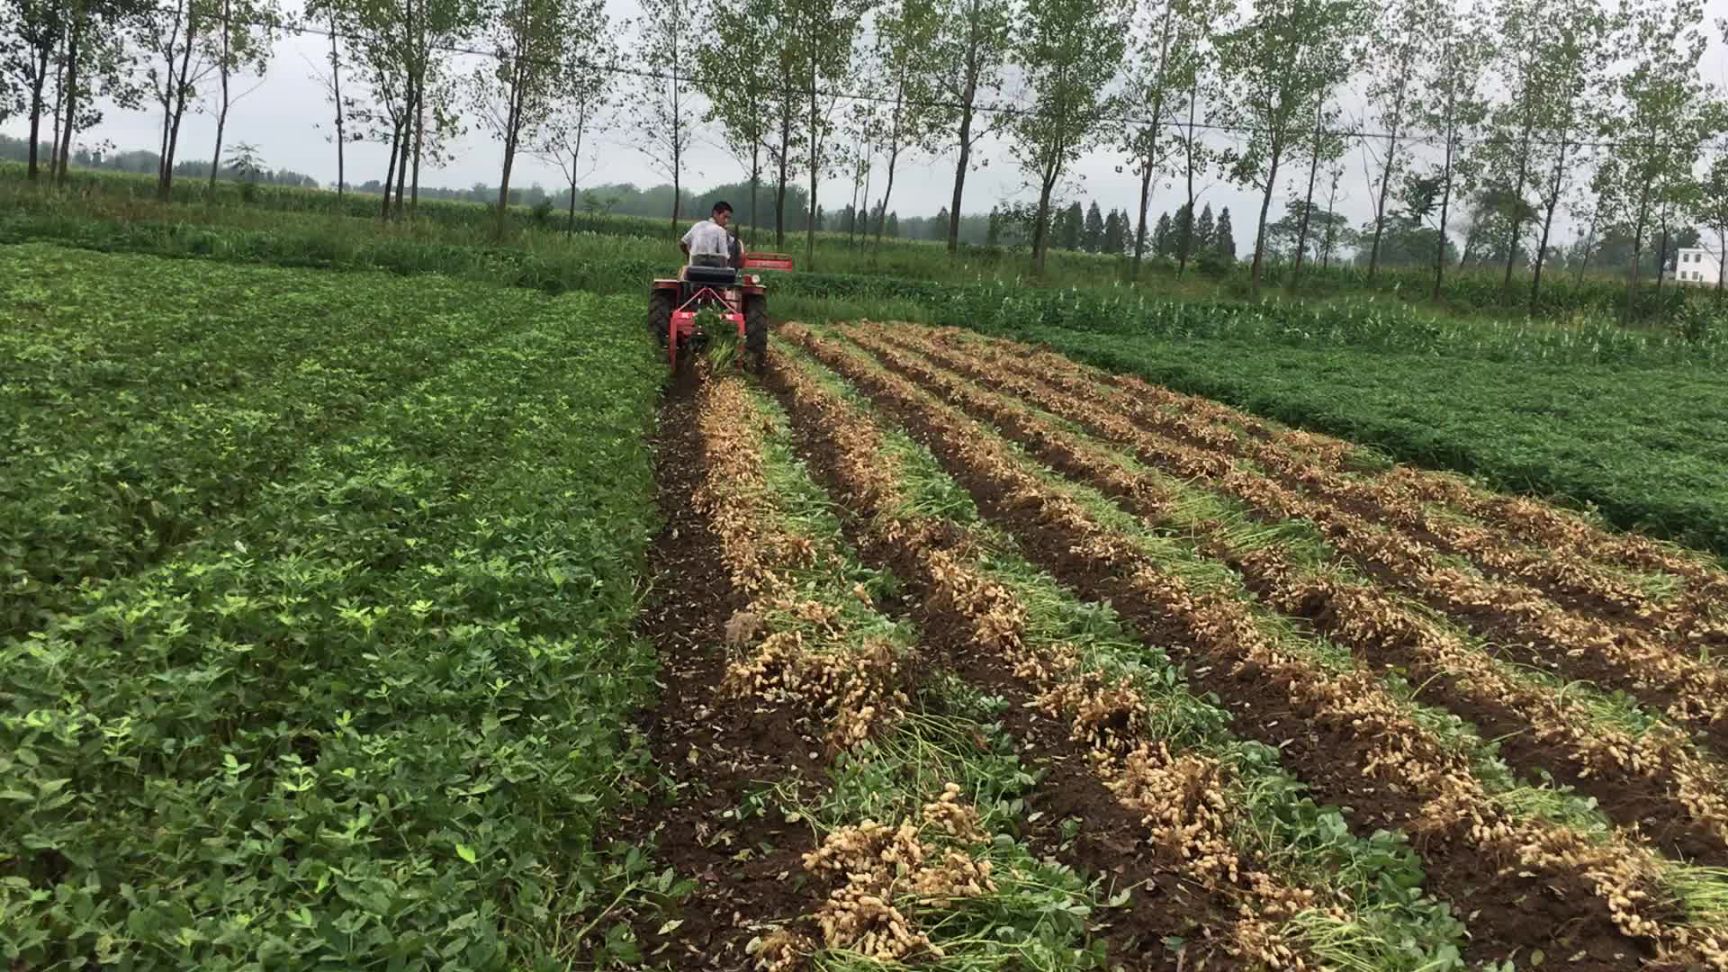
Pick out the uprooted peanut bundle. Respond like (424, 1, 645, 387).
(753, 785, 997, 968)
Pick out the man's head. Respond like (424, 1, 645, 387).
(711, 201, 733, 228)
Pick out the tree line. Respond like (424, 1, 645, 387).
(983, 198, 1240, 269)
(4, 0, 1727, 312)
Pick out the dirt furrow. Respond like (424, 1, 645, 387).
(787, 323, 1728, 972)
(655, 372, 1110, 969)
(625, 376, 827, 968)
(853, 326, 1728, 867)
(764, 348, 1383, 969)
(883, 326, 1728, 750)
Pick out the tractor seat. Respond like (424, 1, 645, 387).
(684, 265, 738, 287)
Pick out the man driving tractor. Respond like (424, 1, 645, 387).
(680, 201, 744, 269)
(652, 200, 791, 370)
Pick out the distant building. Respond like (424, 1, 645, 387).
(1675, 246, 1721, 287)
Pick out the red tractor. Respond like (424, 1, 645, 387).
(649, 252, 795, 370)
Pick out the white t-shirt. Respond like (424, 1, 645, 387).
(682, 219, 732, 260)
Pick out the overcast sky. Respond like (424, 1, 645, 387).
(7, 0, 1728, 246)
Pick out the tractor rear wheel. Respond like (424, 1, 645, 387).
(744, 296, 769, 370)
(648, 290, 673, 347)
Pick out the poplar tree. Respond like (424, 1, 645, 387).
(206, 0, 282, 192)
(1404, 0, 1488, 301)
(779, 0, 867, 267)
(473, 0, 585, 231)
(1120, 0, 1211, 278)
(932, 0, 1013, 253)
(869, 0, 946, 246)
(1524, 0, 1613, 315)
(531, 0, 614, 235)
(2, 0, 69, 179)
(1594, 0, 1711, 320)
(1360, 0, 1428, 281)
(1694, 151, 1728, 298)
(631, 0, 699, 233)
(697, 0, 775, 239)
(1010, 0, 1127, 273)
(1217, 0, 1366, 293)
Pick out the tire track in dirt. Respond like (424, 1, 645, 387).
(857, 326, 1728, 867)
(624, 374, 827, 969)
(787, 324, 1727, 972)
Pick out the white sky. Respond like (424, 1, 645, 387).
(6, 0, 1728, 245)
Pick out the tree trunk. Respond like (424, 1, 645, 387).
(1716, 225, 1726, 300)
(49, 49, 65, 180)
(381, 122, 400, 219)
(56, 20, 81, 185)
(804, 66, 818, 269)
(496, 104, 520, 237)
(393, 89, 413, 216)
(1623, 188, 1651, 323)
(669, 130, 682, 233)
(409, 84, 424, 215)
(1366, 81, 1406, 281)
(1367, 128, 1400, 281)
(1574, 207, 1600, 284)
(1528, 140, 1568, 318)
(748, 140, 760, 242)
(155, 2, 183, 190)
(1654, 212, 1671, 300)
(874, 85, 904, 246)
(1291, 109, 1323, 289)
(1432, 134, 1454, 302)
(209, 0, 232, 194)
(393, 101, 412, 216)
(1177, 88, 1198, 277)
(1500, 119, 1534, 291)
(26, 46, 48, 181)
(775, 111, 790, 247)
(1132, 157, 1153, 280)
(848, 143, 865, 246)
(210, 96, 230, 192)
(160, 8, 198, 201)
(567, 161, 579, 235)
(1031, 172, 1057, 275)
(1249, 147, 1282, 295)
(331, 22, 345, 198)
(947, 101, 973, 254)
(1322, 166, 1343, 269)
(874, 146, 899, 247)
(858, 153, 874, 248)
(1131, 11, 1175, 280)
